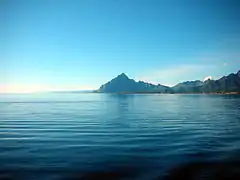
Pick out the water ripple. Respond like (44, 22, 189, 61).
(0, 93, 240, 180)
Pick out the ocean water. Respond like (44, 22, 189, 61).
(0, 93, 240, 180)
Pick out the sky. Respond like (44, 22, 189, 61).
(1, 0, 240, 93)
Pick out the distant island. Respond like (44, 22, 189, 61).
(95, 70, 240, 94)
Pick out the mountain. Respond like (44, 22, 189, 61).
(97, 70, 240, 94)
(97, 73, 170, 93)
(172, 71, 240, 93)
(172, 80, 204, 93)
(201, 71, 240, 93)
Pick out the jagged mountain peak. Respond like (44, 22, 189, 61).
(119, 72, 128, 77)
(98, 73, 169, 93)
(116, 73, 129, 79)
(97, 70, 240, 93)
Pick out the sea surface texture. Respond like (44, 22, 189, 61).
(0, 93, 240, 180)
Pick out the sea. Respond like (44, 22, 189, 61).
(0, 93, 240, 180)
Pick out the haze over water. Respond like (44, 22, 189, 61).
(0, 93, 240, 179)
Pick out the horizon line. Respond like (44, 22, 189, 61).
(1, 70, 239, 94)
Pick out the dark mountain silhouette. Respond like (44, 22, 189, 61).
(97, 71, 240, 93)
(172, 80, 204, 93)
(200, 70, 240, 93)
(97, 73, 170, 93)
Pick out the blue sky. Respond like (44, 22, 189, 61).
(1, 0, 239, 92)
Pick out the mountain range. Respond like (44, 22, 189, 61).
(97, 70, 240, 94)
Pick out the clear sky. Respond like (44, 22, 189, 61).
(1, 0, 240, 93)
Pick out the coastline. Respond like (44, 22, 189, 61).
(94, 91, 240, 95)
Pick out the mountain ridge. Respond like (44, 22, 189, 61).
(97, 70, 240, 94)
(98, 73, 170, 93)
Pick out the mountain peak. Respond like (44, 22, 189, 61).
(98, 71, 240, 93)
(117, 73, 129, 79)
(98, 73, 169, 93)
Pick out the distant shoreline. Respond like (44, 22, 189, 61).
(2, 90, 239, 95)
(94, 91, 240, 95)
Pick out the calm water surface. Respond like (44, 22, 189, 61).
(0, 93, 240, 180)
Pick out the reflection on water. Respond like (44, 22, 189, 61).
(0, 93, 240, 180)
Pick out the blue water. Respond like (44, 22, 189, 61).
(0, 93, 240, 180)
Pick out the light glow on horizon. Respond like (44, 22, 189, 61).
(0, 85, 95, 94)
